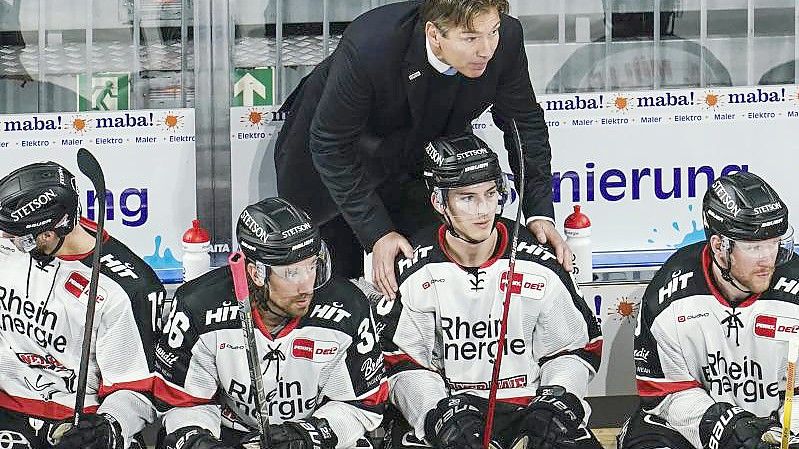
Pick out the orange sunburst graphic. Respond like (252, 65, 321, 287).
(240, 108, 267, 127)
(162, 112, 184, 130)
(608, 94, 632, 112)
(607, 297, 640, 324)
(69, 117, 89, 134)
(702, 91, 722, 109)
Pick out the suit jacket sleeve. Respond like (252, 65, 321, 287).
(490, 17, 554, 220)
(309, 37, 394, 251)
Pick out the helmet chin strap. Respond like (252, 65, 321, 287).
(440, 203, 503, 245)
(30, 235, 65, 268)
(711, 245, 752, 295)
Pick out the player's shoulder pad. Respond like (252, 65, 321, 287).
(173, 266, 240, 333)
(498, 218, 566, 275)
(93, 234, 164, 297)
(301, 276, 373, 335)
(764, 257, 799, 304)
(641, 242, 706, 319)
(395, 223, 449, 284)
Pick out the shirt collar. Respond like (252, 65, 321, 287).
(425, 36, 458, 75)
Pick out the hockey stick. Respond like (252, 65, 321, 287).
(73, 148, 107, 425)
(483, 119, 526, 449)
(229, 251, 271, 448)
(781, 340, 799, 449)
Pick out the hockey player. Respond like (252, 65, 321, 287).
(0, 161, 164, 449)
(377, 134, 603, 449)
(153, 197, 386, 449)
(618, 172, 799, 449)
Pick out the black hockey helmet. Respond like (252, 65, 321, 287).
(703, 172, 788, 241)
(236, 197, 331, 289)
(703, 171, 793, 269)
(423, 133, 506, 197)
(0, 162, 79, 242)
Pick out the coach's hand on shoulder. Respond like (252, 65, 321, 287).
(516, 386, 584, 449)
(424, 395, 486, 449)
(700, 402, 780, 449)
(53, 413, 123, 449)
(252, 417, 337, 449)
(372, 231, 413, 300)
(527, 219, 573, 273)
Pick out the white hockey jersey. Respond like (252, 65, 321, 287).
(378, 219, 602, 435)
(636, 242, 799, 448)
(0, 218, 164, 421)
(153, 268, 386, 449)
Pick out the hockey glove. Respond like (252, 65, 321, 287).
(245, 417, 337, 449)
(423, 396, 486, 449)
(515, 386, 585, 449)
(163, 427, 234, 449)
(699, 402, 781, 449)
(53, 413, 123, 449)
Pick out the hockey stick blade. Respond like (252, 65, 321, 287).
(73, 148, 106, 425)
(483, 119, 526, 449)
(229, 251, 271, 448)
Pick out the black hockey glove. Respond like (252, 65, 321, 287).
(53, 413, 123, 449)
(163, 427, 234, 449)
(699, 403, 781, 449)
(423, 396, 485, 449)
(243, 417, 338, 449)
(515, 386, 585, 449)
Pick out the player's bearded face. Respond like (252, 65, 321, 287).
(727, 237, 780, 293)
(266, 257, 317, 317)
(445, 181, 499, 242)
(428, 9, 500, 78)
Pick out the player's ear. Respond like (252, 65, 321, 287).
(246, 261, 265, 288)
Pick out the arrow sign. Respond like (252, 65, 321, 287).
(233, 68, 273, 106)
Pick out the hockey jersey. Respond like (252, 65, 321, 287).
(378, 219, 602, 436)
(0, 218, 164, 422)
(153, 267, 386, 449)
(636, 241, 799, 448)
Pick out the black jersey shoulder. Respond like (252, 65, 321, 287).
(300, 276, 372, 336)
(395, 223, 450, 284)
(173, 265, 240, 334)
(78, 230, 164, 300)
(641, 242, 708, 322)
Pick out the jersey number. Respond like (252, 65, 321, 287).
(163, 308, 190, 349)
(356, 318, 375, 354)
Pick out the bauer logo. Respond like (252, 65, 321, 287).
(754, 314, 799, 339)
(291, 338, 339, 362)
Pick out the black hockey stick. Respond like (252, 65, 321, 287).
(483, 120, 525, 449)
(73, 147, 107, 425)
(229, 251, 271, 448)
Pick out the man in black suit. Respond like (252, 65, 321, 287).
(275, 0, 571, 298)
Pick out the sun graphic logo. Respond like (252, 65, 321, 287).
(70, 117, 89, 134)
(607, 296, 640, 324)
(702, 91, 723, 109)
(608, 94, 632, 112)
(240, 108, 269, 127)
(161, 112, 184, 131)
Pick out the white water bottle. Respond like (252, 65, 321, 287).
(564, 205, 592, 284)
(182, 219, 211, 282)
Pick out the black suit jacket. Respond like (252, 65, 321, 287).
(274, 1, 552, 251)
